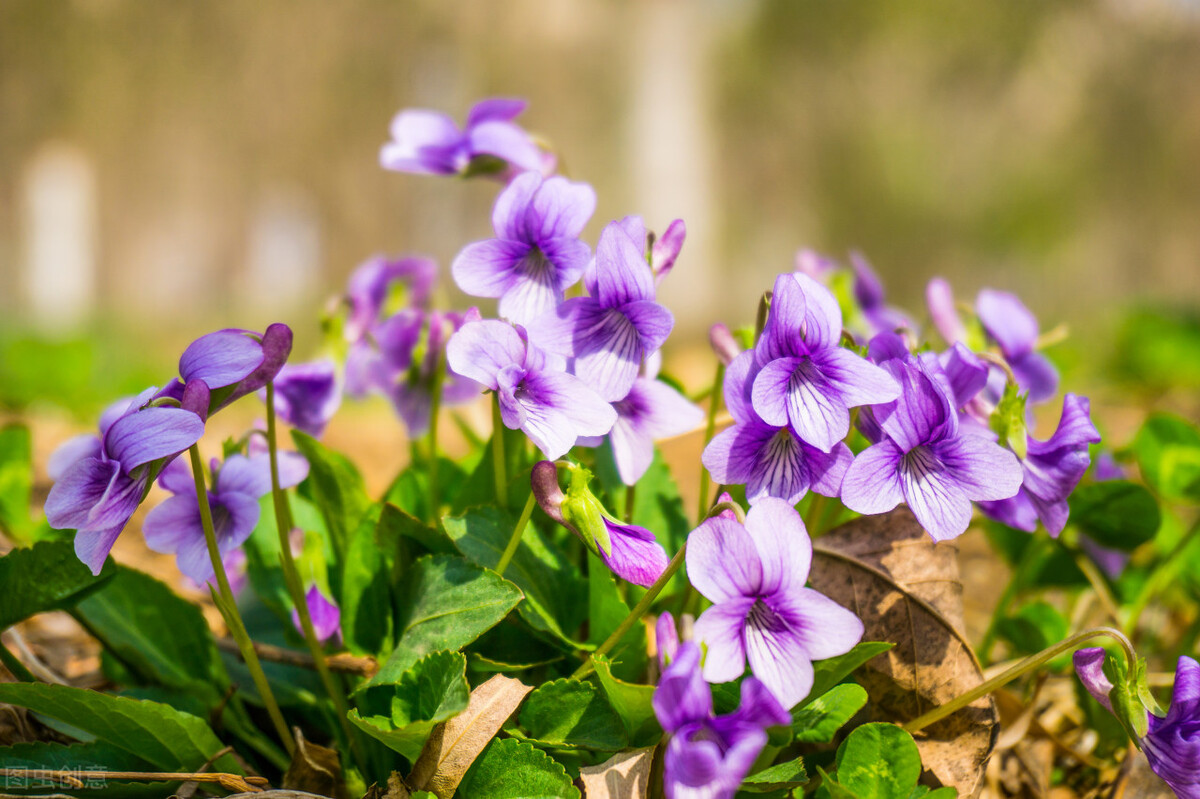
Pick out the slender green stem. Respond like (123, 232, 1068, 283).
(1071, 547, 1122, 626)
(805, 495, 830, 535)
(188, 445, 294, 755)
(696, 362, 725, 523)
(0, 641, 35, 683)
(905, 626, 1137, 734)
(572, 543, 688, 680)
(264, 384, 363, 768)
(979, 535, 1049, 662)
(427, 336, 448, 524)
(491, 395, 508, 510)
(1125, 515, 1200, 638)
(625, 484, 636, 525)
(496, 492, 537, 576)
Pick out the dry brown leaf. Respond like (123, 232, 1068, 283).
(281, 727, 343, 798)
(808, 508, 997, 798)
(1112, 749, 1175, 799)
(577, 747, 655, 798)
(407, 673, 533, 799)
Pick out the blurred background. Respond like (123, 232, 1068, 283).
(2, 0, 1199, 432)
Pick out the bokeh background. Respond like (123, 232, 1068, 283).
(2, 0, 1199, 436)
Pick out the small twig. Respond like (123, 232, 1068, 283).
(0, 769, 268, 793)
(217, 637, 379, 678)
(1, 630, 69, 685)
(177, 745, 234, 799)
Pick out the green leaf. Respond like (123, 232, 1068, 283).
(0, 540, 115, 629)
(989, 382, 1028, 460)
(518, 678, 628, 750)
(592, 654, 660, 745)
(995, 601, 1070, 659)
(458, 737, 581, 799)
(349, 650, 470, 760)
(72, 566, 228, 703)
(372, 554, 523, 684)
(291, 429, 371, 561)
(0, 682, 241, 774)
(587, 555, 647, 679)
(442, 507, 587, 648)
(802, 642, 893, 709)
(740, 757, 808, 792)
(243, 492, 329, 620)
(340, 503, 394, 656)
(792, 683, 868, 744)
(1070, 481, 1161, 551)
(0, 740, 166, 798)
(831, 722, 922, 799)
(0, 424, 34, 542)
(1134, 413, 1200, 502)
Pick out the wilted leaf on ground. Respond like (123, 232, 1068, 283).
(808, 509, 997, 798)
(281, 727, 344, 798)
(577, 747, 655, 798)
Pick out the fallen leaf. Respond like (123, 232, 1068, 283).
(282, 728, 343, 798)
(577, 747, 655, 798)
(808, 508, 997, 798)
(408, 673, 533, 799)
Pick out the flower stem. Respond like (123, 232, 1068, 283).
(188, 445, 294, 756)
(625, 484, 636, 525)
(427, 336, 448, 524)
(1125, 515, 1200, 639)
(264, 383, 363, 768)
(492, 395, 508, 511)
(496, 492, 536, 577)
(695, 362, 725, 524)
(904, 626, 1138, 734)
(572, 543, 687, 680)
(979, 534, 1049, 662)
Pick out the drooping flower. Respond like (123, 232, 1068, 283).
(175, 324, 294, 416)
(380, 97, 543, 177)
(529, 220, 674, 401)
(446, 320, 615, 459)
(654, 638, 791, 799)
(142, 449, 308, 585)
(850, 252, 915, 337)
(452, 172, 596, 326)
(703, 351, 852, 505)
(841, 357, 1023, 541)
(751, 272, 900, 452)
(292, 585, 342, 645)
(1076, 649, 1200, 798)
(262, 359, 342, 439)
(530, 460, 669, 587)
(687, 498, 863, 708)
(45, 383, 210, 575)
(977, 393, 1100, 536)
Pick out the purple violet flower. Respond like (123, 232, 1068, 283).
(380, 98, 543, 177)
(529, 220, 675, 401)
(793, 249, 839, 281)
(751, 272, 900, 452)
(176, 324, 294, 416)
(344, 255, 437, 342)
(841, 357, 1023, 542)
(850, 252, 915, 337)
(600, 376, 704, 486)
(976, 289, 1059, 403)
(447, 320, 615, 459)
(926, 277, 969, 346)
(1076, 649, 1200, 798)
(45, 384, 210, 575)
(142, 449, 308, 584)
(261, 359, 342, 439)
(703, 351, 853, 505)
(652, 219, 686, 285)
(452, 172, 596, 326)
(977, 393, 1101, 536)
(292, 585, 342, 645)
(654, 640, 791, 799)
(687, 498, 864, 708)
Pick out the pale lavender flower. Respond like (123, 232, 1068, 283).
(654, 640, 790, 799)
(447, 321, 615, 459)
(751, 273, 900, 452)
(978, 393, 1100, 536)
(343, 255, 437, 342)
(176, 324, 293, 416)
(261, 359, 342, 439)
(652, 219, 686, 284)
(703, 352, 852, 505)
(793, 249, 838, 281)
(380, 98, 543, 177)
(46, 383, 210, 575)
(926, 277, 968, 346)
(293, 585, 342, 645)
(452, 172, 595, 326)
(603, 376, 703, 485)
(841, 357, 1023, 542)
(709, 323, 741, 367)
(143, 450, 308, 584)
(687, 498, 863, 708)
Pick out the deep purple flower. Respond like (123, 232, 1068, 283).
(530, 461, 668, 587)
(344, 255, 437, 342)
(45, 385, 209, 575)
(447, 320, 615, 459)
(850, 252, 915, 337)
(977, 394, 1100, 536)
(143, 449, 308, 584)
(176, 324, 294, 416)
(842, 358, 1023, 541)
(452, 172, 596, 326)
(654, 639, 791, 799)
(751, 273, 900, 452)
(529, 221, 675, 401)
(380, 98, 543, 177)
(687, 498, 863, 708)
(976, 289, 1059, 403)
(703, 352, 853, 505)
(1076, 649, 1200, 798)
(292, 585, 342, 645)
(261, 359, 342, 439)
